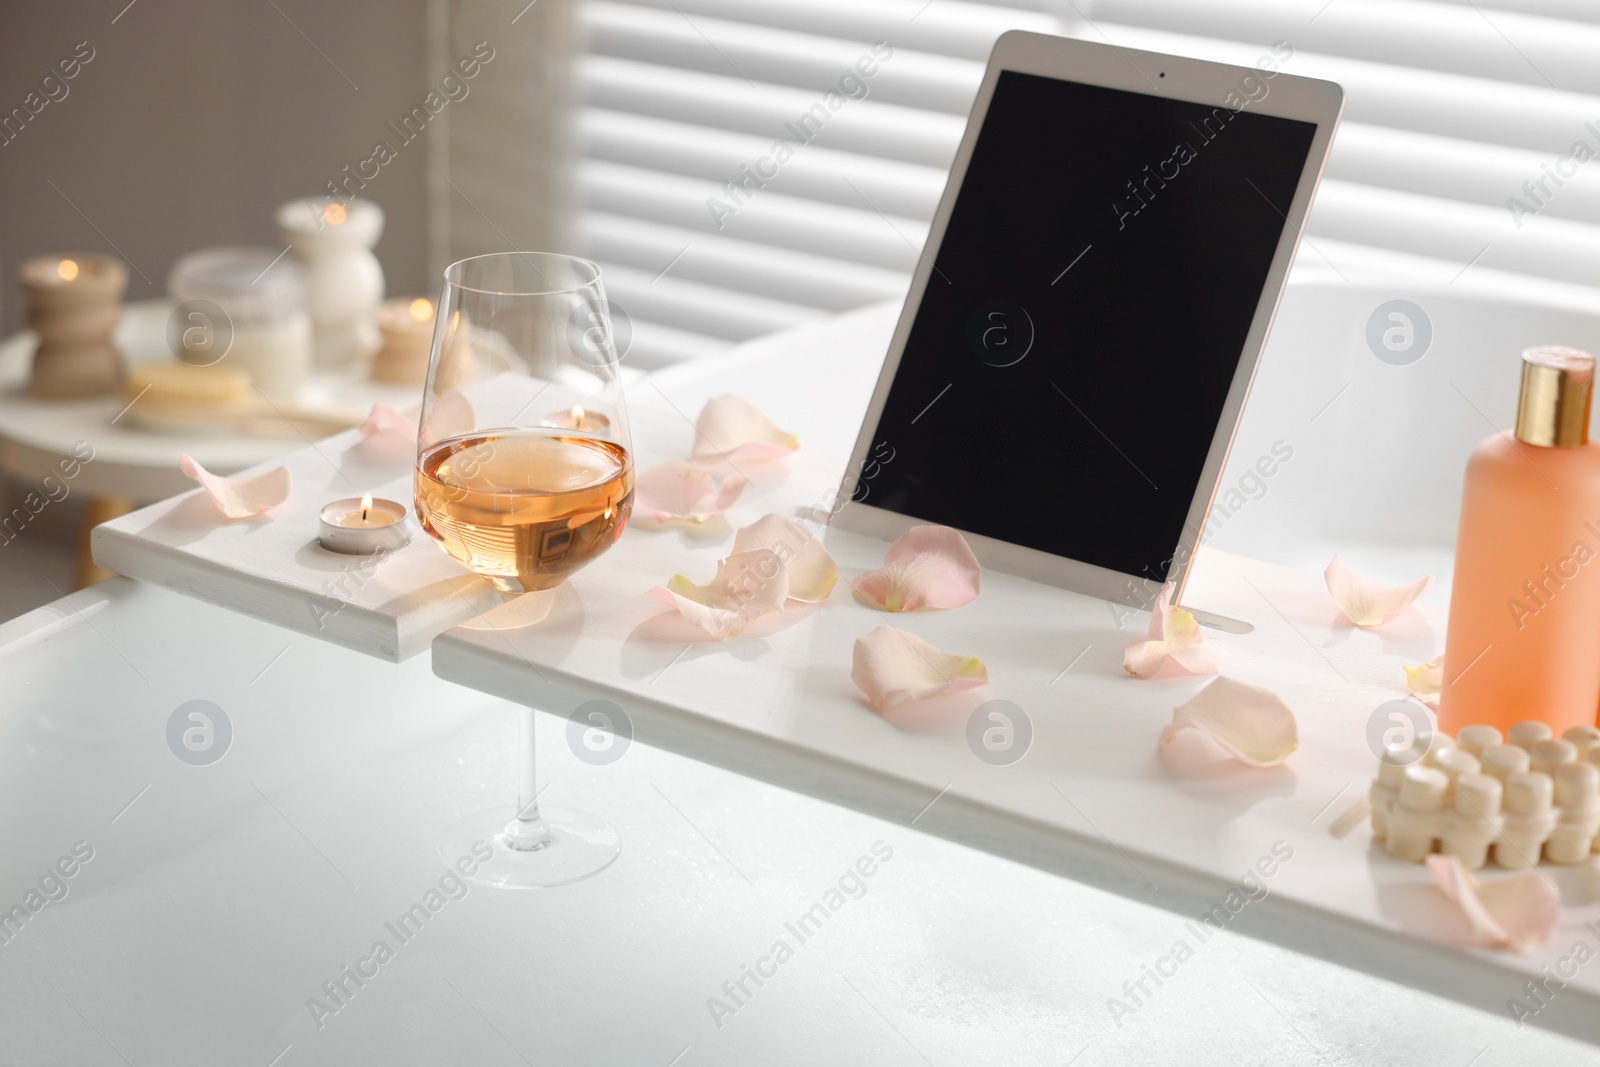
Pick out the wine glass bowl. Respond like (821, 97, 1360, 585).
(416, 253, 632, 887)
(416, 430, 632, 593)
(414, 253, 634, 595)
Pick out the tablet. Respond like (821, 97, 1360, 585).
(833, 31, 1343, 613)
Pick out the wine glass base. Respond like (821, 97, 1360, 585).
(488, 574, 566, 595)
(441, 806, 620, 888)
(459, 586, 560, 630)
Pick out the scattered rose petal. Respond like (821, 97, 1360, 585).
(354, 402, 417, 464)
(690, 394, 798, 466)
(851, 625, 988, 712)
(1404, 656, 1443, 709)
(646, 549, 789, 639)
(1160, 676, 1298, 767)
(1325, 554, 1434, 628)
(179, 454, 291, 519)
(731, 514, 837, 602)
(1123, 582, 1220, 678)
(1426, 854, 1558, 955)
(852, 525, 981, 612)
(359, 401, 412, 437)
(635, 461, 748, 523)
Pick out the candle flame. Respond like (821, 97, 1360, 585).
(360, 493, 372, 522)
(323, 203, 347, 226)
(57, 259, 79, 281)
(571, 405, 584, 425)
(408, 297, 433, 322)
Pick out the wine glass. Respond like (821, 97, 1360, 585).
(417, 252, 633, 888)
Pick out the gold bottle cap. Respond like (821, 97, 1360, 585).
(1514, 345, 1594, 447)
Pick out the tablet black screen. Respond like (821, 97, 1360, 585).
(861, 70, 1317, 584)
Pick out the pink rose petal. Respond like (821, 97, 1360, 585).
(690, 394, 798, 466)
(635, 461, 748, 523)
(354, 402, 417, 464)
(851, 525, 981, 612)
(359, 401, 412, 436)
(1426, 854, 1558, 955)
(1325, 553, 1434, 628)
(646, 549, 790, 639)
(1159, 676, 1297, 767)
(731, 514, 837, 602)
(851, 625, 988, 712)
(1123, 582, 1220, 678)
(179, 454, 291, 520)
(1404, 656, 1443, 709)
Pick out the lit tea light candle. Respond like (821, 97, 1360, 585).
(318, 493, 411, 554)
(543, 404, 612, 433)
(371, 296, 436, 384)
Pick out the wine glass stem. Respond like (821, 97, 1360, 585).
(505, 706, 553, 852)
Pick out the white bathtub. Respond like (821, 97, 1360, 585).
(1209, 277, 1600, 607)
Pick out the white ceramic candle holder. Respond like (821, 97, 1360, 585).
(277, 198, 385, 371)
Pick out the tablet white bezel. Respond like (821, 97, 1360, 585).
(830, 30, 1343, 611)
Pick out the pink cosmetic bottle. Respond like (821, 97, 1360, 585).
(1439, 346, 1600, 737)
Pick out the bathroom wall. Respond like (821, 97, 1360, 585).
(0, 0, 432, 334)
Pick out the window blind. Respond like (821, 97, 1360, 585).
(574, 0, 1600, 369)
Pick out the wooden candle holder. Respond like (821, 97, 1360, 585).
(20, 253, 128, 399)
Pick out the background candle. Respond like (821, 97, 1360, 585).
(543, 404, 611, 433)
(276, 197, 385, 370)
(20, 252, 127, 399)
(371, 297, 436, 384)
